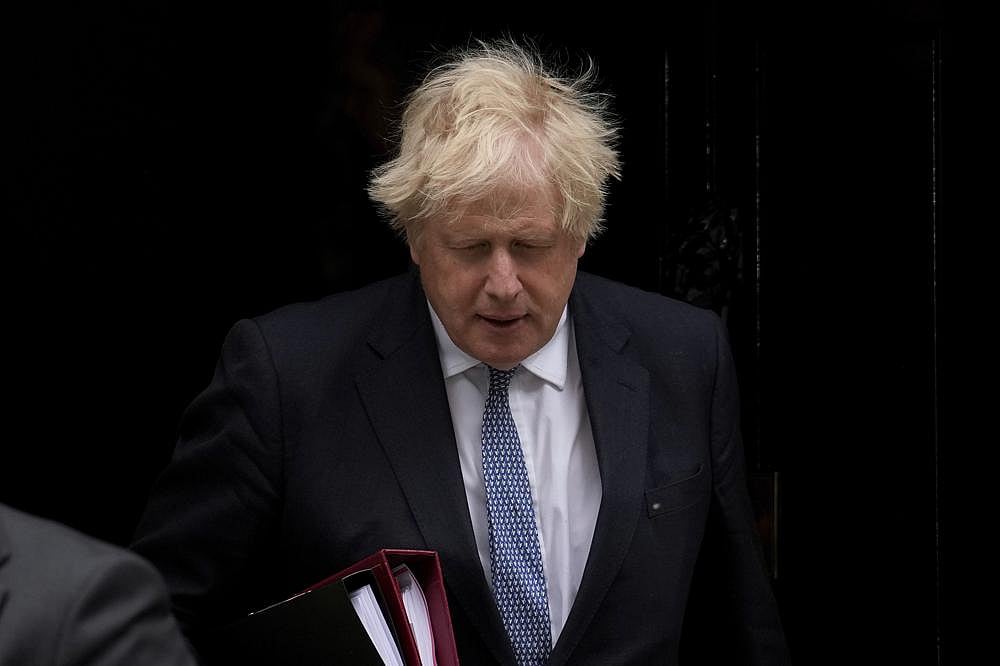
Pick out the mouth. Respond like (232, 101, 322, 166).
(477, 314, 526, 330)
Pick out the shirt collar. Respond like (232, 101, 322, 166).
(427, 303, 570, 390)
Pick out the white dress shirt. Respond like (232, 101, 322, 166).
(428, 303, 602, 643)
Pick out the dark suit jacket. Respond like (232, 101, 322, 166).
(133, 269, 790, 665)
(0, 503, 196, 666)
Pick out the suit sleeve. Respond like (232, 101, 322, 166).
(132, 318, 285, 651)
(55, 551, 197, 666)
(707, 314, 792, 664)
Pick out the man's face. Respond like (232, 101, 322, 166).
(410, 192, 585, 370)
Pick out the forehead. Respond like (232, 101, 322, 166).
(436, 212, 559, 245)
(443, 187, 558, 233)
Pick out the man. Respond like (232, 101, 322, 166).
(133, 41, 790, 664)
(0, 502, 196, 665)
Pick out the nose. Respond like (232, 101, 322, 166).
(484, 249, 522, 301)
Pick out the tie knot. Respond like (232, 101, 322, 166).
(487, 365, 517, 394)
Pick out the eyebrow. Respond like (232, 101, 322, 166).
(443, 229, 558, 244)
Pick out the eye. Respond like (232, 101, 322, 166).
(450, 241, 488, 252)
(513, 240, 551, 251)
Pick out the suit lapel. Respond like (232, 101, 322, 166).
(550, 276, 650, 664)
(353, 271, 512, 663)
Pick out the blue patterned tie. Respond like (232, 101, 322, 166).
(481, 365, 552, 665)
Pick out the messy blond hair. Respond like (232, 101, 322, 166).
(368, 39, 621, 243)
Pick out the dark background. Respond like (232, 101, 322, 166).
(5, 1, 968, 663)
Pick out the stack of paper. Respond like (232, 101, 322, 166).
(393, 565, 436, 666)
(349, 585, 405, 666)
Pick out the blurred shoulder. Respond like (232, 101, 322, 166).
(0, 504, 194, 665)
(0, 503, 144, 575)
(0, 505, 155, 646)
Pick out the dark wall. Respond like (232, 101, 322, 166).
(758, 7, 941, 665)
(5, 2, 952, 663)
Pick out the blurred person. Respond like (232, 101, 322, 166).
(0, 502, 195, 665)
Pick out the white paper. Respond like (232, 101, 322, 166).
(393, 564, 436, 666)
(349, 584, 405, 666)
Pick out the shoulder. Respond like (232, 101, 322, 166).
(0, 503, 144, 584)
(0, 504, 194, 665)
(255, 271, 415, 335)
(235, 271, 418, 348)
(1, 504, 163, 617)
(570, 271, 730, 389)
(573, 271, 723, 343)
(212, 271, 422, 375)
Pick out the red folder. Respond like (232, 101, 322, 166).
(309, 548, 460, 666)
(213, 549, 460, 666)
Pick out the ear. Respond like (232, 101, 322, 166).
(407, 225, 424, 266)
(405, 222, 424, 265)
(575, 238, 587, 259)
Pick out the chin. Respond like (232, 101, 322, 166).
(483, 348, 531, 370)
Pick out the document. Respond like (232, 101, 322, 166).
(393, 564, 436, 666)
(349, 584, 405, 666)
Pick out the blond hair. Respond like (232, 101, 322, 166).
(368, 39, 621, 242)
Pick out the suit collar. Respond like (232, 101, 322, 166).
(363, 266, 426, 360)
